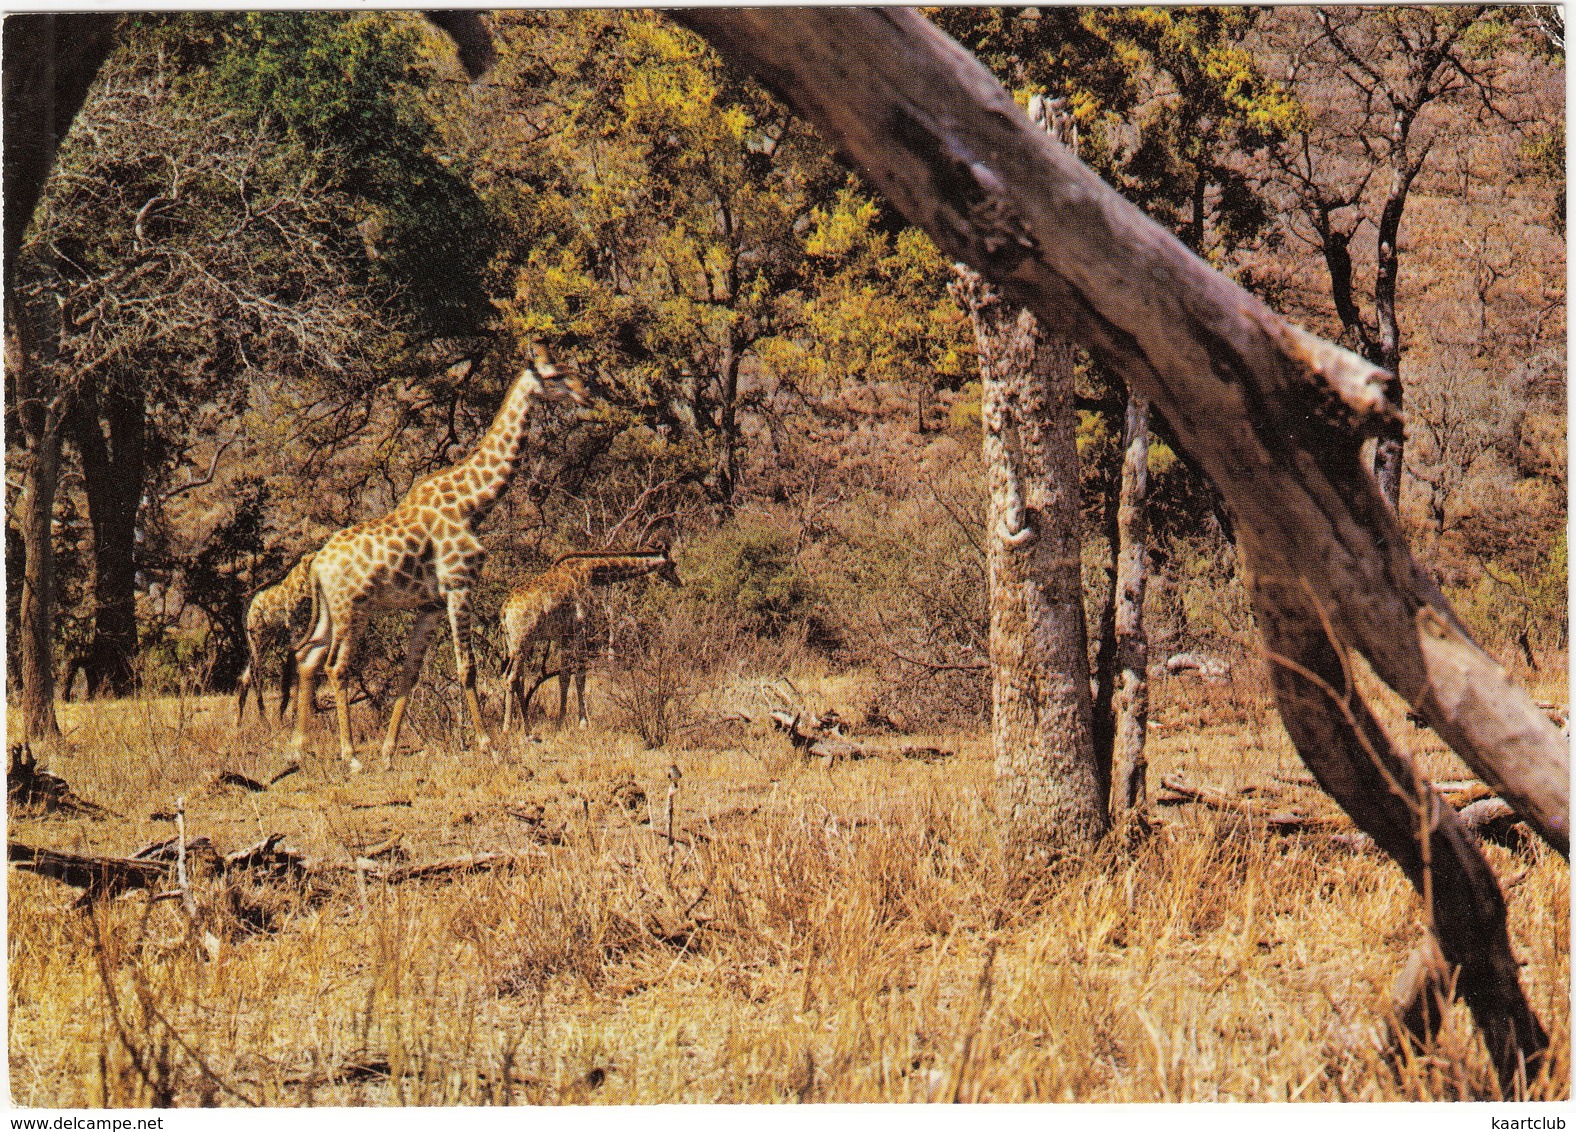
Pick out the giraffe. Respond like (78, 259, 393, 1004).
(500, 547, 681, 733)
(289, 346, 586, 771)
(235, 552, 317, 724)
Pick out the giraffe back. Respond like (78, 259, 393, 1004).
(501, 561, 593, 661)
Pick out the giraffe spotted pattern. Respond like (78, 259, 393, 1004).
(500, 548, 682, 732)
(235, 552, 317, 724)
(289, 347, 586, 771)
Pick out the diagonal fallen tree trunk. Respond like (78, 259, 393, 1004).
(671, 7, 1566, 1092)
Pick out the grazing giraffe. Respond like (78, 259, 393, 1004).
(500, 547, 681, 733)
(235, 552, 317, 724)
(290, 347, 586, 771)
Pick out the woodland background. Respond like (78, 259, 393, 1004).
(6, 7, 1566, 739)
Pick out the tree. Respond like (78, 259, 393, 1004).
(1405, 348, 1523, 539)
(471, 11, 846, 506)
(1265, 6, 1527, 508)
(13, 32, 395, 695)
(952, 265, 1108, 865)
(5, 317, 66, 738)
(938, 9, 1293, 829)
(18, 13, 498, 696)
(951, 97, 1108, 865)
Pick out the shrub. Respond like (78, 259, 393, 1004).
(680, 514, 835, 646)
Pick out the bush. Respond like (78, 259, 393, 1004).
(680, 514, 836, 647)
(602, 591, 743, 748)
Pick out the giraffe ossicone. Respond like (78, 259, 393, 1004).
(288, 346, 587, 771)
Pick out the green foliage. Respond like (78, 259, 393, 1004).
(681, 515, 826, 640)
(765, 191, 972, 394)
(489, 14, 832, 439)
(1448, 528, 1568, 660)
(197, 12, 497, 336)
(471, 11, 972, 500)
(938, 7, 1296, 257)
(1088, 8, 1301, 254)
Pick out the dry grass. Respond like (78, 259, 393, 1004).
(7, 660, 1568, 1105)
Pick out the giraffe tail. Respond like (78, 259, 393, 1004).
(293, 568, 330, 657)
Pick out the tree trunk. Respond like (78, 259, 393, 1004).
(2, 14, 120, 282)
(953, 269, 1107, 868)
(715, 333, 742, 506)
(67, 378, 145, 697)
(1109, 398, 1150, 819)
(1369, 160, 1414, 510)
(9, 328, 64, 739)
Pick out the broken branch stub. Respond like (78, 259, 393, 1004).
(670, 8, 1567, 857)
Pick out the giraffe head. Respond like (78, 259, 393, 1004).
(523, 343, 588, 408)
(649, 543, 682, 587)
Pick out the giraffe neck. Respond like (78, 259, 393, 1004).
(450, 368, 544, 525)
(580, 553, 669, 587)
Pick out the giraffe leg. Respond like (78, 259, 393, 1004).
(236, 628, 263, 724)
(277, 647, 297, 724)
(290, 624, 331, 756)
(442, 589, 493, 756)
(571, 623, 590, 727)
(556, 657, 571, 729)
(380, 608, 442, 770)
(502, 650, 519, 734)
(235, 664, 254, 725)
(326, 618, 366, 773)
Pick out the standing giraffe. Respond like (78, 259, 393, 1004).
(235, 552, 316, 724)
(290, 347, 586, 771)
(500, 547, 681, 733)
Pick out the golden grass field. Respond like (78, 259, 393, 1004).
(7, 660, 1569, 1106)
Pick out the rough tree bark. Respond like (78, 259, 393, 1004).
(1, 14, 120, 284)
(951, 92, 1107, 866)
(672, 7, 1565, 1089)
(951, 268, 1107, 867)
(8, 325, 65, 740)
(1108, 398, 1150, 819)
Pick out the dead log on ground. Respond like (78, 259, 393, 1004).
(223, 834, 312, 880)
(1156, 774, 1343, 833)
(902, 746, 955, 764)
(9, 841, 170, 902)
(212, 770, 269, 793)
(771, 709, 871, 763)
(356, 852, 513, 885)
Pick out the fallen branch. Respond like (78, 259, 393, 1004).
(901, 746, 955, 764)
(771, 708, 871, 763)
(9, 842, 169, 902)
(1156, 774, 1343, 833)
(212, 770, 268, 793)
(356, 852, 513, 885)
(7, 744, 118, 818)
